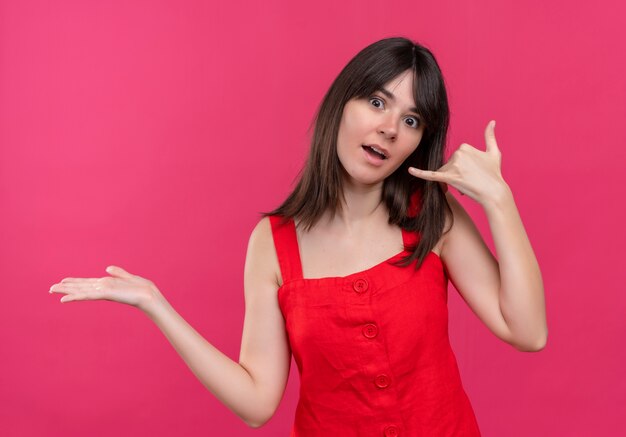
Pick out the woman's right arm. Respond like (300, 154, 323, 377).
(49, 216, 291, 428)
(143, 216, 291, 428)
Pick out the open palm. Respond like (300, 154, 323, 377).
(49, 265, 160, 311)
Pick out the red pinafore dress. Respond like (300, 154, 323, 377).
(269, 191, 481, 437)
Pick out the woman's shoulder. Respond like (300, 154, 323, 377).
(247, 216, 282, 287)
(437, 190, 466, 256)
(250, 215, 285, 249)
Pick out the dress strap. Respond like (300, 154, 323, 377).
(269, 215, 304, 283)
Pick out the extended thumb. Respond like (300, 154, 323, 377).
(106, 265, 132, 278)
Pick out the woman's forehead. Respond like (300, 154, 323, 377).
(377, 72, 419, 111)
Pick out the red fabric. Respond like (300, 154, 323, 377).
(268, 192, 481, 437)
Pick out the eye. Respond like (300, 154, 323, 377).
(369, 96, 384, 109)
(405, 116, 421, 129)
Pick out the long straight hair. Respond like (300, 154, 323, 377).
(262, 36, 453, 270)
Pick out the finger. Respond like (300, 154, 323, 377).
(58, 291, 86, 303)
(60, 278, 99, 284)
(484, 120, 498, 153)
(52, 284, 104, 301)
(51, 282, 97, 291)
(49, 285, 66, 294)
(59, 293, 93, 303)
(106, 265, 134, 279)
(53, 281, 97, 293)
(407, 167, 449, 183)
(51, 278, 98, 288)
(50, 285, 76, 301)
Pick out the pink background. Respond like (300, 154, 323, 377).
(1, 0, 624, 436)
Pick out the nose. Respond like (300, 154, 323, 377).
(377, 113, 398, 141)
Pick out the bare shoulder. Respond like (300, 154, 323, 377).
(246, 216, 282, 288)
(439, 190, 480, 254)
(441, 190, 465, 236)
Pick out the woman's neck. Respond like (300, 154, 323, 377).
(331, 180, 387, 233)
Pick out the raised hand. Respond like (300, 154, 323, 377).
(408, 120, 508, 205)
(49, 265, 161, 312)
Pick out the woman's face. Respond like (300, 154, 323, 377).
(336, 69, 425, 187)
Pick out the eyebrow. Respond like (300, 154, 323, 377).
(377, 87, 420, 115)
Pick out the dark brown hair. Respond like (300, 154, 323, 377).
(262, 36, 453, 270)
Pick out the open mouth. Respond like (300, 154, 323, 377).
(362, 145, 387, 160)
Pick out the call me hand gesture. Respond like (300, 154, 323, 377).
(408, 120, 547, 351)
(408, 120, 508, 205)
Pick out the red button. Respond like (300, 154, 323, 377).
(362, 323, 378, 338)
(353, 278, 369, 293)
(384, 425, 399, 437)
(375, 374, 390, 388)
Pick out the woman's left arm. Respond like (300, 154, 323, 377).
(409, 120, 547, 352)
(476, 183, 547, 351)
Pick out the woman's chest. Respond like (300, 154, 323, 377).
(295, 223, 443, 279)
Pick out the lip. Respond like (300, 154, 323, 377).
(363, 144, 389, 159)
(362, 145, 386, 167)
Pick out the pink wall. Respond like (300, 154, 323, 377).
(1, 0, 624, 435)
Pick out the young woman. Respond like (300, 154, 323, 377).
(49, 37, 547, 436)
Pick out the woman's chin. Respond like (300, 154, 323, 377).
(342, 173, 386, 188)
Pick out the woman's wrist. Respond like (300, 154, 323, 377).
(138, 285, 169, 317)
